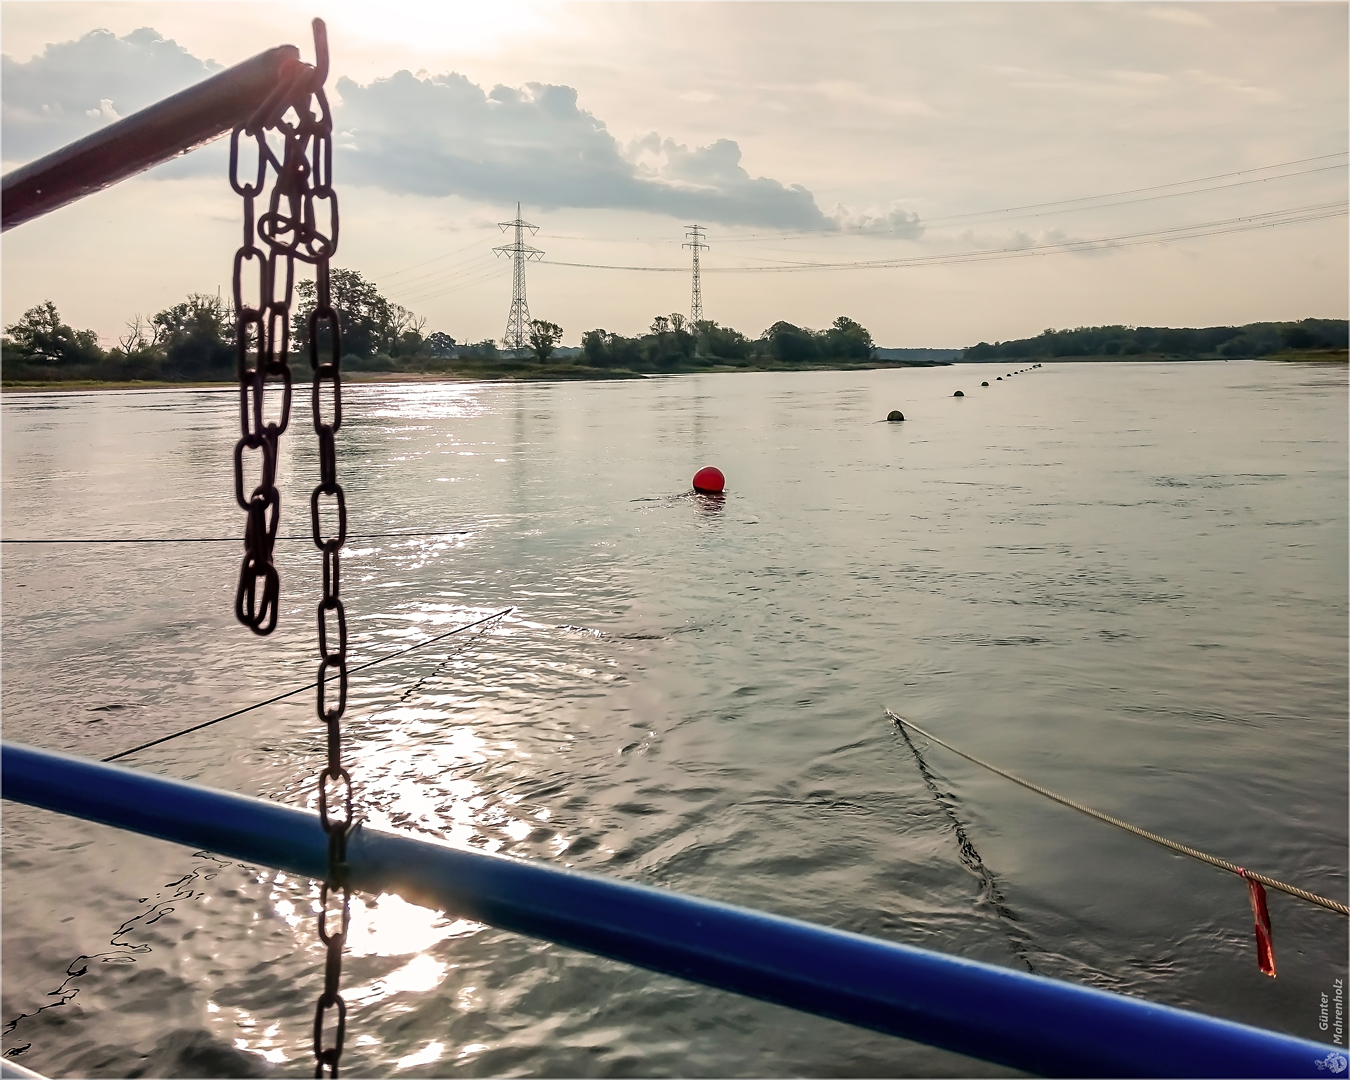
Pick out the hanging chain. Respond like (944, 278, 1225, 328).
(231, 18, 340, 637)
(228, 18, 351, 1078)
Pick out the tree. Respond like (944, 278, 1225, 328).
(387, 303, 427, 357)
(425, 331, 457, 357)
(695, 320, 750, 361)
(119, 313, 161, 354)
(3, 301, 104, 367)
(762, 320, 818, 364)
(581, 329, 611, 367)
(528, 320, 563, 363)
(152, 292, 233, 378)
(821, 316, 874, 361)
(296, 267, 393, 359)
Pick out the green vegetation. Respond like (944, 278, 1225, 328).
(2, 294, 236, 384)
(528, 320, 564, 364)
(570, 314, 875, 373)
(11, 268, 1340, 389)
(963, 320, 1348, 362)
(2, 267, 895, 386)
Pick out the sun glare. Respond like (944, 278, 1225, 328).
(314, 0, 562, 62)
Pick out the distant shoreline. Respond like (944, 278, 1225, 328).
(2, 352, 1343, 393)
(0, 358, 946, 393)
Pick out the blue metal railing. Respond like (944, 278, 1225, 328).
(3, 741, 1340, 1077)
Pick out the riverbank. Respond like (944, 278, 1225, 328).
(0, 357, 949, 391)
(7, 352, 1345, 393)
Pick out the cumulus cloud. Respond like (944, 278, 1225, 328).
(2, 28, 220, 162)
(830, 202, 925, 238)
(334, 71, 832, 229)
(2, 29, 835, 230)
(956, 225, 1116, 256)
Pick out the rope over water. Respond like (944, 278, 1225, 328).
(102, 608, 513, 763)
(1, 530, 472, 544)
(885, 710, 1348, 917)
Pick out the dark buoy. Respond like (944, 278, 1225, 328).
(996, 376, 1002, 381)
(981, 381, 989, 387)
(692, 466, 725, 493)
(887, 410, 905, 422)
(953, 390, 964, 397)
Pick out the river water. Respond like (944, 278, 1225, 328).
(2, 361, 1346, 1077)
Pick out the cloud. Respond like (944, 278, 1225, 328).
(956, 226, 1116, 257)
(830, 202, 925, 238)
(2, 28, 834, 230)
(1145, 6, 1213, 29)
(2, 28, 220, 163)
(334, 71, 832, 229)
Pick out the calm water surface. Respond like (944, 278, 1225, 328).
(2, 361, 1346, 1077)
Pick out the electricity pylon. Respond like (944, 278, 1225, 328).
(683, 225, 708, 324)
(493, 203, 543, 352)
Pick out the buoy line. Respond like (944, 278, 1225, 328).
(886, 710, 1348, 917)
(101, 608, 513, 763)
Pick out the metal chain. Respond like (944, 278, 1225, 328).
(228, 19, 352, 1078)
(231, 18, 340, 636)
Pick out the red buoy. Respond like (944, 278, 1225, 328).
(692, 466, 725, 493)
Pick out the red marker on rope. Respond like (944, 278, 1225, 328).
(1239, 868, 1277, 977)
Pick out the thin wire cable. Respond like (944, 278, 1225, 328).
(541, 201, 1346, 274)
(397, 260, 507, 305)
(721, 154, 1350, 243)
(376, 232, 496, 281)
(885, 710, 1348, 916)
(2, 531, 472, 544)
(101, 608, 513, 763)
(389, 251, 498, 296)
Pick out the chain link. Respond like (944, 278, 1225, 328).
(229, 19, 351, 1077)
(231, 19, 338, 637)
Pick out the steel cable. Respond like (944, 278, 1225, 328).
(100, 608, 512, 763)
(886, 710, 1348, 916)
(2, 531, 471, 544)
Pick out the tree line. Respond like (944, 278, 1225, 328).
(576, 313, 874, 371)
(1, 269, 447, 383)
(963, 320, 1348, 361)
(1, 266, 879, 382)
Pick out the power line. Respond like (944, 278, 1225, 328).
(396, 256, 502, 306)
(538, 201, 1346, 275)
(376, 232, 497, 281)
(386, 250, 497, 296)
(922, 160, 1349, 227)
(493, 203, 543, 352)
(714, 154, 1350, 245)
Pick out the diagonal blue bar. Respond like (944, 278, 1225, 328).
(2, 741, 1339, 1078)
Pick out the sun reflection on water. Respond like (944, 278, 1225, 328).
(345, 892, 480, 958)
(395, 1039, 445, 1070)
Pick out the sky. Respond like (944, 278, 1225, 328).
(2, 1, 1346, 349)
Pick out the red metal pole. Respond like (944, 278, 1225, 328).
(1, 44, 299, 232)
